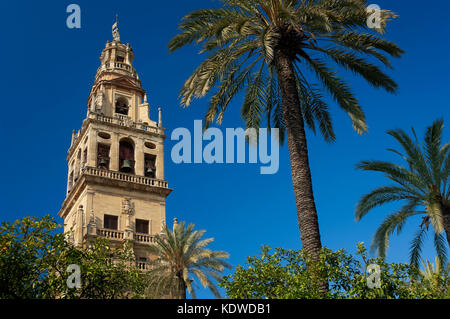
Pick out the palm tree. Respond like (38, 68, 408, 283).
(419, 257, 449, 281)
(168, 0, 403, 262)
(415, 257, 450, 296)
(356, 119, 450, 267)
(146, 220, 231, 298)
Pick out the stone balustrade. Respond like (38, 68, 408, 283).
(84, 166, 169, 188)
(97, 228, 124, 240)
(96, 62, 137, 77)
(90, 112, 162, 134)
(135, 233, 155, 243)
(137, 262, 150, 271)
(96, 228, 155, 246)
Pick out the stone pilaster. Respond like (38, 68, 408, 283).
(75, 205, 84, 246)
(156, 142, 164, 180)
(85, 190, 96, 235)
(87, 210, 97, 236)
(110, 132, 119, 171)
(135, 138, 145, 176)
(87, 127, 98, 167)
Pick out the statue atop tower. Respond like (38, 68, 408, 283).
(112, 15, 120, 42)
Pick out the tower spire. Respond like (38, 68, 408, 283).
(112, 14, 120, 42)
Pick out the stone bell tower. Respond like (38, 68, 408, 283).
(58, 21, 172, 269)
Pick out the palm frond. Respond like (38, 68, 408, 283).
(370, 202, 422, 257)
(424, 118, 444, 186)
(305, 57, 368, 134)
(433, 232, 448, 268)
(294, 65, 336, 142)
(307, 46, 397, 92)
(410, 227, 428, 269)
(355, 185, 416, 221)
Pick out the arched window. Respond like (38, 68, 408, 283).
(115, 97, 129, 115)
(82, 148, 87, 166)
(97, 143, 110, 170)
(74, 149, 82, 181)
(144, 154, 156, 178)
(119, 139, 135, 173)
(68, 171, 74, 193)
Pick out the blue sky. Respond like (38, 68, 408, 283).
(0, 1, 448, 298)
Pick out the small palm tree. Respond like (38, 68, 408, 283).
(168, 0, 403, 263)
(419, 257, 448, 281)
(356, 119, 450, 267)
(414, 257, 450, 296)
(146, 220, 231, 298)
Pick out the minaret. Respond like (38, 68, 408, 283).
(58, 21, 172, 268)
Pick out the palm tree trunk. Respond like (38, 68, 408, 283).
(275, 50, 327, 292)
(443, 205, 450, 247)
(177, 273, 187, 299)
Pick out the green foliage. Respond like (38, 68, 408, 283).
(169, 0, 404, 142)
(220, 243, 450, 299)
(47, 238, 149, 299)
(145, 221, 231, 298)
(409, 257, 450, 299)
(0, 215, 65, 298)
(1, 216, 447, 299)
(0, 215, 149, 299)
(355, 119, 450, 267)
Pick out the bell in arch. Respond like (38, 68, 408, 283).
(145, 166, 155, 178)
(120, 159, 132, 173)
(98, 157, 108, 169)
